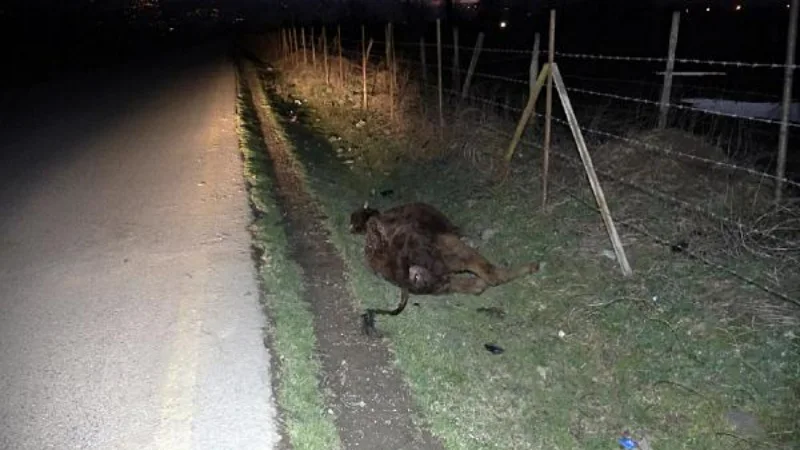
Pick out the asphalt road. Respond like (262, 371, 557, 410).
(0, 40, 280, 450)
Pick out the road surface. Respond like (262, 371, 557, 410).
(0, 40, 280, 450)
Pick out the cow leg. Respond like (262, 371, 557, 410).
(362, 287, 410, 337)
(437, 234, 539, 288)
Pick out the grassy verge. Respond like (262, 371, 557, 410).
(236, 76, 342, 450)
(253, 61, 800, 450)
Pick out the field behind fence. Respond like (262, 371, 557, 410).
(247, 6, 800, 324)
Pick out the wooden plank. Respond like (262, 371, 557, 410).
(551, 63, 633, 276)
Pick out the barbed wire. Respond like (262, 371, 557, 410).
(445, 106, 800, 246)
(546, 177, 800, 308)
(339, 47, 787, 103)
(561, 73, 784, 101)
(414, 77, 800, 191)
(377, 38, 799, 69)
(345, 51, 795, 127)
(567, 86, 800, 128)
(288, 47, 800, 191)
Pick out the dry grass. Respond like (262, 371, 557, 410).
(242, 36, 800, 449)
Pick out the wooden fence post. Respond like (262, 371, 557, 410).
(436, 18, 444, 135)
(776, 0, 798, 203)
(338, 25, 344, 86)
(311, 26, 316, 69)
(301, 27, 307, 64)
(461, 32, 484, 100)
(323, 25, 330, 85)
(542, 9, 556, 208)
(420, 36, 428, 87)
(452, 27, 461, 93)
(362, 26, 374, 110)
(387, 22, 394, 120)
(292, 27, 299, 64)
(658, 11, 681, 130)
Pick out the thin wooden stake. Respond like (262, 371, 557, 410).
(776, 0, 798, 203)
(323, 25, 329, 85)
(293, 26, 299, 65)
(452, 26, 461, 93)
(281, 28, 287, 59)
(436, 18, 444, 135)
(362, 26, 374, 110)
(311, 27, 316, 69)
(301, 27, 307, 64)
(338, 25, 344, 86)
(658, 11, 680, 129)
(388, 22, 394, 120)
(542, 9, 556, 208)
(292, 27, 300, 64)
(392, 28, 397, 116)
(504, 64, 550, 165)
(420, 36, 428, 87)
(551, 63, 633, 276)
(461, 32, 484, 100)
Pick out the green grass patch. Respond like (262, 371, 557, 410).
(257, 63, 800, 450)
(236, 77, 343, 450)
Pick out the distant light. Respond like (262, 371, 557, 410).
(499, 21, 507, 28)
(735, 4, 742, 10)
(706, 7, 711, 12)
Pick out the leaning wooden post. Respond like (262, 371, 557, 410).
(776, 0, 798, 203)
(529, 33, 541, 102)
(338, 25, 344, 86)
(452, 26, 461, 93)
(461, 32, 484, 99)
(551, 63, 632, 276)
(323, 25, 330, 85)
(542, 9, 556, 208)
(436, 18, 444, 136)
(658, 11, 680, 130)
(504, 64, 550, 167)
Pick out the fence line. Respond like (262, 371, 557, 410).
(567, 86, 800, 128)
(271, 27, 800, 310)
(378, 52, 798, 128)
(548, 177, 800, 309)
(288, 30, 800, 197)
(423, 77, 800, 191)
(323, 49, 800, 192)
(361, 37, 799, 69)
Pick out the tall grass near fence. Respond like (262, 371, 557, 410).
(248, 8, 800, 325)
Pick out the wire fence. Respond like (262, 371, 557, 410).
(264, 18, 800, 320)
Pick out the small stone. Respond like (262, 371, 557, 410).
(480, 228, 498, 242)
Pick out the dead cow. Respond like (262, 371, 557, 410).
(349, 201, 540, 336)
